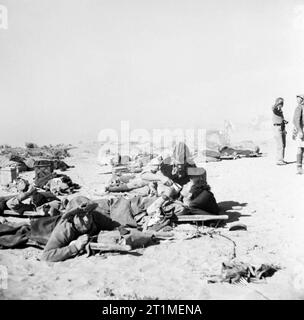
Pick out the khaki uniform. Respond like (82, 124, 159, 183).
(272, 103, 286, 162)
(293, 99, 304, 169)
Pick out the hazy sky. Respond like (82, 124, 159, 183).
(1, 0, 304, 145)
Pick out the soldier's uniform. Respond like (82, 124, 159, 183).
(272, 97, 287, 165)
(293, 95, 304, 174)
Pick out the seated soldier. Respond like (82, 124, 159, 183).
(6, 178, 61, 216)
(130, 143, 196, 188)
(41, 196, 120, 262)
(180, 167, 219, 215)
(159, 142, 197, 187)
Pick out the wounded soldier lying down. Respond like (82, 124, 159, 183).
(41, 196, 120, 262)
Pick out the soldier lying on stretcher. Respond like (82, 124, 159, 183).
(5, 178, 62, 216)
(104, 156, 172, 193)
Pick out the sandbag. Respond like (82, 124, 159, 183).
(124, 229, 154, 248)
(97, 228, 154, 249)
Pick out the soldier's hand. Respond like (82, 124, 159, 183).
(28, 184, 37, 194)
(74, 234, 89, 251)
(161, 176, 173, 186)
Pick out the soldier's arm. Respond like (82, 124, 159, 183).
(41, 220, 79, 262)
(293, 106, 303, 133)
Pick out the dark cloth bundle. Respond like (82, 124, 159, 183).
(0, 215, 61, 249)
(0, 223, 30, 248)
(29, 215, 62, 245)
(31, 191, 59, 208)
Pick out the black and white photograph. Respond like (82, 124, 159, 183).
(1, 0, 304, 305)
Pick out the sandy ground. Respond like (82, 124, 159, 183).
(1, 137, 304, 300)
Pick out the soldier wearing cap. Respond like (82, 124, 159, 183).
(42, 196, 120, 262)
(272, 97, 288, 165)
(293, 94, 304, 174)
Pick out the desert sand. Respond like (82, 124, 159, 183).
(1, 134, 304, 300)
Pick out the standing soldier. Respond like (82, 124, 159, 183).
(293, 95, 304, 174)
(272, 97, 288, 165)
